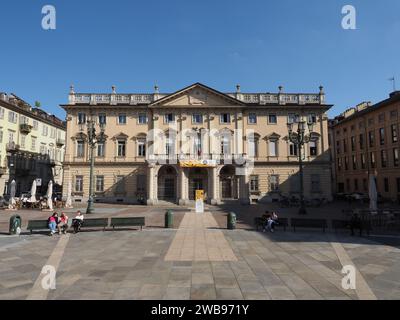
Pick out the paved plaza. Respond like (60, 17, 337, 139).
(0, 204, 400, 300)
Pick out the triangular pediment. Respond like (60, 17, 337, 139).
(150, 83, 245, 107)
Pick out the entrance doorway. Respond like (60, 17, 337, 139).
(158, 165, 177, 202)
(188, 168, 208, 200)
(220, 165, 238, 200)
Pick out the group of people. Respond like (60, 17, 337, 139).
(47, 210, 84, 236)
(262, 211, 279, 233)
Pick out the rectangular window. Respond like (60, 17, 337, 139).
(192, 114, 203, 124)
(0, 130, 3, 143)
(50, 128, 56, 139)
(336, 141, 341, 154)
(77, 113, 86, 124)
(115, 176, 125, 193)
(344, 157, 349, 170)
(138, 113, 148, 124)
(269, 140, 278, 157)
(287, 113, 299, 124)
(77, 140, 85, 158)
(31, 137, 37, 151)
(346, 179, 350, 192)
(384, 178, 389, 193)
(8, 130, 15, 144)
(393, 148, 399, 167)
(97, 142, 105, 157)
(96, 176, 104, 192)
(381, 150, 388, 168)
(390, 110, 398, 119)
(370, 152, 376, 168)
(368, 118, 374, 126)
(8, 111, 17, 123)
(379, 128, 385, 145)
(391, 124, 398, 143)
(289, 143, 298, 156)
(117, 140, 126, 157)
(268, 114, 277, 124)
(378, 113, 385, 123)
(137, 175, 147, 193)
(20, 135, 26, 149)
(359, 134, 364, 150)
(361, 154, 366, 169)
(352, 155, 357, 170)
(337, 158, 342, 171)
(98, 113, 107, 125)
(363, 179, 368, 192)
(269, 175, 279, 192)
(0, 107, 4, 119)
(220, 113, 230, 124)
(138, 140, 146, 157)
(118, 114, 127, 124)
(32, 120, 38, 130)
(311, 174, 321, 193)
(250, 176, 259, 192)
(343, 139, 347, 153)
(75, 176, 83, 192)
(369, 131, 375, 147)
(164, 113, 175, 124)
(221, 136, 230, 155)
(351, 136, 356, 152)
(354, 179, 359, 191)
(42, 125, 48, 137)
(248, 113, 257, 124)
(309, 141, 317, 156)
(308, 114, 317, 124)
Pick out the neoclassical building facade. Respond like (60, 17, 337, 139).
(61, 83, 333, 205)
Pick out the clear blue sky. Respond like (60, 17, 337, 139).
(0, 0, 399, 119)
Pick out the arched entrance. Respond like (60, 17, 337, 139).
(188, 168, 208, 200)
(157, 165, 177, 202)
(219, 165, 238, 200)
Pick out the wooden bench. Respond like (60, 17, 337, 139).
(27, 220, 49, 234)
(80, 218, 109, 231)
(254, 217, 288, 231)
(291, 218, 327, 233)
(110, 217, 145, 230)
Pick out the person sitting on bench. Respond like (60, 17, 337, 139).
(72, 211, 84, 233)
(57, 212, 69, 235)
(48, 212, 58, 236)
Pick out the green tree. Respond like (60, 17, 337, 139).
(34, 101, 41, 108)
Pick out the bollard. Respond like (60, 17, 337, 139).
(227, 212, 236, 230)
(165, 210, 174, 228)
(9, 215, 22, 235)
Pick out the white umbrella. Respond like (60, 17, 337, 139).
(9, 180, 16, 208)
(369, 174, 378, 211)
(65, 180, 73, 208)
(29, 180, 37, 203)
(46, 180, 53, 211)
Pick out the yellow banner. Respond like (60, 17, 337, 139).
(196, 190, 205, 201)
(180, 160, 217, 168)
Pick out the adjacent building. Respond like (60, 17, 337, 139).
(0, 93, 66, 197)
(62, 83, 332, 205)
(329, 91, 400, 202)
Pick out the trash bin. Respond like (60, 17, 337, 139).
(9, 215, 22, 235)
(165, 210, 174, 228)
(227, 212, 236, 230)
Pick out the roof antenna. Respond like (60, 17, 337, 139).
(389, 77, 396, 92)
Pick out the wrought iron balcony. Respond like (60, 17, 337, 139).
(56, 138, 65, 147)
(6, 142, 20, 152)
(20, 123, 33, 134)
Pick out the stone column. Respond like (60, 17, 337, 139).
(210, 166, 219, 205)
(146, 164, 158, 205)
(239, 167, 250, 205)
(178, 167, 189, 205)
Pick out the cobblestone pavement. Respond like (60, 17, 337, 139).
(0, 204, 400, 300)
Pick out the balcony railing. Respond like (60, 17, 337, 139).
(20, 123, 33, 134)
(56, 138, 65, 146)
(6, 142, 20, 152)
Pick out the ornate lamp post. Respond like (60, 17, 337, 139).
(86, 119, 105, 214)
(287, 117, 315, 215)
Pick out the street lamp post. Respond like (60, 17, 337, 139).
(86, 119, 105, 214)
(287, 118, 314, 215)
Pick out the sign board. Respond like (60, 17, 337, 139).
(35, 178, 42, 187)
(180, 160, 217, 168)
(195, 189, 204, 213)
